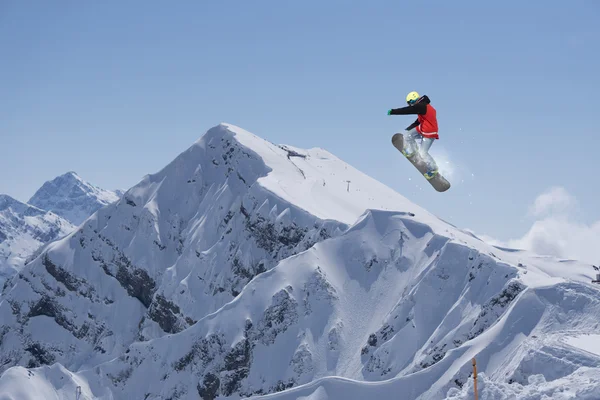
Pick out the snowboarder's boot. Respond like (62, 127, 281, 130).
(401, 147, 415, 158)
(424, 169, 439, 180)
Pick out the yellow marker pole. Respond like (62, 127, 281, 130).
(472, 358, 478, 400)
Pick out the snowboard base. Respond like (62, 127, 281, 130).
(392, 133, 451, 192)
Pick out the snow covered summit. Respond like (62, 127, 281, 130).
(0, 123, 599, 400)
(28, 171, 122, 225)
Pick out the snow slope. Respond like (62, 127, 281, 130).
(28, 171, 122, 226)
(0, 123, 599, 400)
(563, 334, 600, 357)
(0, 364, 108, 400)
(60, 210, 598, 400)
(0, 195, 74, 290)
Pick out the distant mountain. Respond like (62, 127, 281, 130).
(28, 171, 122, 225)
(0, 173, 121, 291)
(0, 194, 74, 290)
(0, 124, 598, 400)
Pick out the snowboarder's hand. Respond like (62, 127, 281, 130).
(387, 109, 392, 115)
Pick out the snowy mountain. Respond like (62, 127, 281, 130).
(0, 173, 121, 292)
(28, 171, 122, 226)
(0, 123, 599, 400)
(0, 195, 75, 291)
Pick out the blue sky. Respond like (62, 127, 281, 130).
(1, 1, 599, 251)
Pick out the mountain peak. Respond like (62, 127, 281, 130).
(189, 122, 426, 225)
(58, 170, 83, 182)
(42, 171, 87, 189)
(28, 172, 122, 225)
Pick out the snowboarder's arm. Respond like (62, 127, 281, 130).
(388, 102, 427, 116)
(406, 119, 419, 131)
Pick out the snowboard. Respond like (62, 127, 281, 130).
(392, 133, 451, 192)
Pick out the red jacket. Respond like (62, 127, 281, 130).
(416, 104, 439, 139)
(389, 95, 439, 139)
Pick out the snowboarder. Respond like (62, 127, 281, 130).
(387, 91, 439, 178)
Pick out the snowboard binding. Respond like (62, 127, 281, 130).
(401, 148, 415, 158)
(423, 169, 439, 180)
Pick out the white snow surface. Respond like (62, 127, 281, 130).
(0, 123, 598, 400)
(28, 171, 122, 226)
(0, 364, 110, 400)
(563, 334, 600, 357)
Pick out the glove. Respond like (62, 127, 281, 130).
(387, 109, 392, 115)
